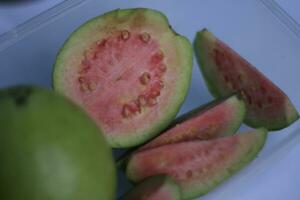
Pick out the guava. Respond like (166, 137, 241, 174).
(194, 29, 299, 130)
(139, 95, 245, 151)
(53, 8, 193, 148)
(120, 175, 181, 200)
(126, 129, 267, 199)
(0, 86, 116, 200)
(117, 95, 245, 168)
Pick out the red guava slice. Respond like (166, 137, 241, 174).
(53, 8, 193, 148)
(116, 95, 245, 168)
(194, 29, 299, 130)
(139, 95, 245, 151)
(126, 129, 267, 199)
(120, 175, 181, 200)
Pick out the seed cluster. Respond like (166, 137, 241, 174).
(77, 30, 167, 119)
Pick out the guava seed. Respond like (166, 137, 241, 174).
(151, 50, 164, 64)
(88, 82, 97, 91)
(140, 32, 150, 43)
(147, 97, 157, 106)
(121, 30, 130, 41)
(140, 72, 151, 85)
(138, 95, 147, 106)
(158, 63, 167, 73)
(122, 105, 132, 118)
(80, 83, 89, 92)
(78, 77, 85, 83)
(97, 39, 107, 47)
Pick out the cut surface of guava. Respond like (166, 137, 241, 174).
(139, 95, 245, 151)
(120, 175, 181, 200)
(53, 8, 193, 148)
(126, 128, 267, 199)
(194, 29, 299, 130)
(0, 86, 116, 200)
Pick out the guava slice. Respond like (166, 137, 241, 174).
(0, 86, 116, 200)
(117, 95, 245, 168)
(194, 29, 299, 130)
(53, 8, 193, 148)
(120, 175, 181, 200)
(126, 128, 267, 199)
(139, 95, 245, 151)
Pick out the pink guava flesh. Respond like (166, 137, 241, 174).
(139, 96, 244, 151)
(126, 129, 267, 199)
(194, 29, 299, 130)
(213, 41, 285, 122)
(74, 32, 168, 135)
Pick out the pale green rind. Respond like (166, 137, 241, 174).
(184, 128, 268, 199)
(120, 175, 181, 200)
(244, 100, 299, 131)
(53, 8, 193, 148)
(194, 29, 299, 131)
(194, 29, 221, 98)
(221, 95, 246, 137)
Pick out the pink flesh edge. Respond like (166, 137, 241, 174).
(139, 99, 237, 151)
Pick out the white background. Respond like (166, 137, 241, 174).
(0, 1, 299, 200)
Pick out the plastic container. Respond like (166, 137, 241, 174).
(0, 0, 299, 199)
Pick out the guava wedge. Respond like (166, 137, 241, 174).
(126, 128, 267, 199)
(117, 95, 245, 168)
(120, 175, 181, 200)
(53, 8, 193, 148)
(194, 29, 299, 130)
(0, 86, 116, 200)
(139, 95, 245, 151)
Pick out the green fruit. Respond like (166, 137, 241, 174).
(126, 128, 267, 199)
(53, 8, 193, 148)
(194, 29, 299, 130)
(120, 175, 181, 200)
(0, 86, 116, 200)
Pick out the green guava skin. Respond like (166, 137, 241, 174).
(0, 86, 116, 200)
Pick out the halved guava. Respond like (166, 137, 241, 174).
(126, 128, 267, 199)
(194, 29, 299, 130)
(139, 95, 245, 151)
(120, 175, 181, 200)
(53, 8, 193, 148)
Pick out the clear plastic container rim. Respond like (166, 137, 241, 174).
(0, 0, 300, 52)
